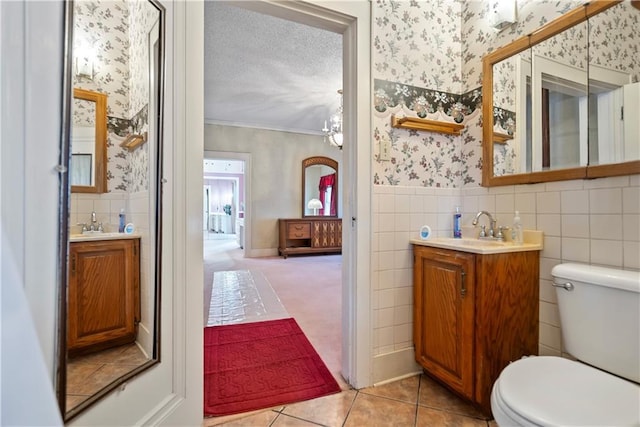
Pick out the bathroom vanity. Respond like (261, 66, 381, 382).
(68, 235, 140, 356)
(412, 235, 542, 415)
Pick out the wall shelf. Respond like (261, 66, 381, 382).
(391, 115, 465, 135)
(493, 132, 513, 144)
(120, 132, 148, 152)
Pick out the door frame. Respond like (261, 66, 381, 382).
(226, 0, 372, 387)
(204, 151, 252, 256)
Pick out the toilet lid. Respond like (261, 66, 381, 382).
(498, 356, 640, 426)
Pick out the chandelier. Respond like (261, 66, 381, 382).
(322, 89, 343, 149)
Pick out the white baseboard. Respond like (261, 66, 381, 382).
(247, 248, 279, 258)
(372, 347, 422, 385)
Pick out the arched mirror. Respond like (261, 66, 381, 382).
(71, 88, 107, 193)
(57, 0, 165, 421)
(302, 156, 338, 217)
(482, 0, 640, 186)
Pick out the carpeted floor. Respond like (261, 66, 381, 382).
(204, 318, 341, 417)
(203, 236, 342, 375)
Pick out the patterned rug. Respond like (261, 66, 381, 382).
(203, 318, 341, 417)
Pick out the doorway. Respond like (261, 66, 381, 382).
(202, 1, 371, 390)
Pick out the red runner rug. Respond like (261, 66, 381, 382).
(204, 318, 341, 417)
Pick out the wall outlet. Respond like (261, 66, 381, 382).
(380, 137, 391, 161)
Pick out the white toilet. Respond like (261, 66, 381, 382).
(491, 263, 640, 426)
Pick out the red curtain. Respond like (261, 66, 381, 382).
(318, 173, 337, 216)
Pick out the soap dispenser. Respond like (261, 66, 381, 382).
(453, 206, 462, 238)
(512, 211, 523, 245)
(119, 208, 126, 233)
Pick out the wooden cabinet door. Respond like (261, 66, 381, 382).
(312, 219, 342, 248)
(413, 246, 475, 399)
(68, 239, 139, 355)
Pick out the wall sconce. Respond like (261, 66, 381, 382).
(491, 0, 517, 31)
(307, 198, 323, 216)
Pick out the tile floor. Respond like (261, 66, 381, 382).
(203, 373, 496, 427)
(204, 268, 496, 427)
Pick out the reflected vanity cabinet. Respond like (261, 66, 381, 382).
(278, 218, 342, 258)
(412, 245, 540, 415)
(68, 238, 140, 357)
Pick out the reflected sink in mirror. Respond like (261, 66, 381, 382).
(69, 232, 138, 242)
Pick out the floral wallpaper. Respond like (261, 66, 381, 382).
(73, 0, 130, 119)
(373, 0, 638, 187)
(73, 0, 158, 194)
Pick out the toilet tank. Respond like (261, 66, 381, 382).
(551, 263, 640, 384)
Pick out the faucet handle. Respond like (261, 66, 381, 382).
(97, 223, 104, 232)
(479, 225, 487, 238)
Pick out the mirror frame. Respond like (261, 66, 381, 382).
(302, 156, 339, 218)
(482, 0, 640, 187)
(57, 0, 166, 421)
(71, 88, 108, 193)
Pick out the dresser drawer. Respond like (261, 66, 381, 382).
(287, 222, 311, 239)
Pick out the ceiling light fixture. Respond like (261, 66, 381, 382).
(322, 89, 343, 150)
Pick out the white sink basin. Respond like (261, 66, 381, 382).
(448, 238, 508, 247)
(70, 232, 137, 242)
(411, 231, 543, 254)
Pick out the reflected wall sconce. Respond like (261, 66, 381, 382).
(307, 198, 323, 216)
(75, 55, 95, 82)
(120, 132, 148, 152)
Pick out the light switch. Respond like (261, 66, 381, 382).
(380, 137, 391, 161)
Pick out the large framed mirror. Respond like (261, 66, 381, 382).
(71, 88, 107, 193)
(302, 156, 339, 217)
(57, 0, 165, 421)
(482, 0, 640, 186)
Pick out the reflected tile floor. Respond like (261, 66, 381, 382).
(204, 374, 497, 427)
(66, 343, 149, 412)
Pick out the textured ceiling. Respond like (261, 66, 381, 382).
(204, 1, 343, 135)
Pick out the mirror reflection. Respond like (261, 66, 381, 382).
(302, 156, 338, 217)
(587, 1, 639, 166)
(71, 88, 107, 192)
(483, 1, 640, 186)
(62, 0, 164, 420)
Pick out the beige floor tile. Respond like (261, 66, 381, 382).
(203, 409, 279, 426)
(418, 375, 487, 420)
(417, 406, 489, 426)
(359, 374, 420, 405)
(281, 389, 357, 427)
(344, 393, 416, 427)
(271, 413, 324, 426)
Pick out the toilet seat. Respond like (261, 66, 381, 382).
(493, 356, 640, 426)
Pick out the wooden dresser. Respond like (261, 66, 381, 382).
(278, 218, 342, 258)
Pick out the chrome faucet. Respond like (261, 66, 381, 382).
(86, 211, 103, 232)
(471, 211, 498, 239)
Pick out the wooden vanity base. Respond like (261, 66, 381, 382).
(413, 244, 540, 416)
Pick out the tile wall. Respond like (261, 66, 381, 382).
(372, 174, 640, 360)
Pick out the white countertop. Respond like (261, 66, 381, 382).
(69, 232, 141, 243)
(411, 230, 543, 255)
